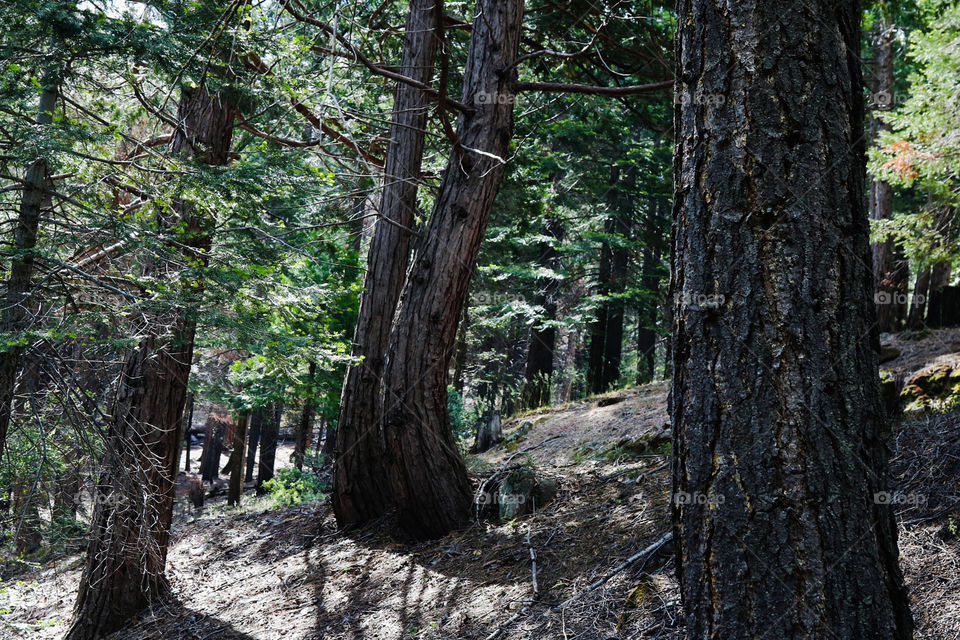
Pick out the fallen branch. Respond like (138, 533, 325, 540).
(556, 530, 673, 609)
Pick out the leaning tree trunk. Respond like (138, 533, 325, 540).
(871, 12, 909, 333)
(671, 0, 913, 638)
(65, 87, 234, 640)
(0, 68, 58, 457)
(332, 0, 442, 528)
(379, 0, 524, 540)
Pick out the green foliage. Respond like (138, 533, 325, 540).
(262, 468, 326, 508)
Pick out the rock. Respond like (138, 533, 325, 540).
(597, 395, 627, 407)
(879, 370, 903, 417)
(470, 412, 502, 453)
(900, 362, 960, 411)
(497, 467, 559, 522)
(502, 420, 533, 452)
(878, 345, 900, 364)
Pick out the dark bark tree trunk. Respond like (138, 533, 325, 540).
(871, 13, 909, 333)
(182, 393, 195, 472)
(601, 211, 629, 390)
(65, 86, 234, 640)
(199, 415, 226, 484)
(332, 0, 442, 528)
(256, 402, 281, 494)
(521, 218, 564, 410)
(379, 0, 524, 540)
(587, 243, 610, 394)
(587, 167, 631, 394)
(637, 239, 661, 384)
(293, 361, 317, 471)
(244, 406, 263, 482)
(907, 266, 931, 330)
(671, 1, 913, 638)
(0, 68, 58, 457)
(228, 411, 249, 506)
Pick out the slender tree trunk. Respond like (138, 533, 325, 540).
(871, 13, 909, 333)
(0, 67, 58, 457)
(521, 218, 564, 409)
(637, 240, 661, 384)
(907, 266, 931, 330)
(228, 411, 249, 506)
(601, 210, 629, 390)
(671, 1, 913, 638)
(182, 394, 194, 472)
(256, 402, 281, 494)
(379, 0, 524, 540)
(293, 361, 317, 471)
(587, 247, 611, 394)
(66, 86, 235, 640)
(244, 406, 263, 482)
(199, 415, 226, 484)
(332, 0, 442, 528)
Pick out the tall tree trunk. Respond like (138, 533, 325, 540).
(293, 361, 317, 471)
(587, 245, 611, 394)
(871, 12, 909, 333)
(244, 406, 263, 482)
(182, 393, 195, 472)
(637, 223, 662, 384)
(228, 411, 249, 506)
(332, 0, 442, 528)
(520, 218, 564, 409)
(601, 211, 629, 390)
(199, 415, 226, 484)
(671, 1, 913, 638)
(66, 86, 234, 640)
(256, 402, 281, 494)
(0, 67, 58, 457)
(379, 0, 524, 540)
(907, 266, 931, 330)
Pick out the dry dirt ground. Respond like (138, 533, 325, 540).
(4, 331, 960, 640)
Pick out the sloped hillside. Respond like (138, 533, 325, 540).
(5, 332, 960, 639)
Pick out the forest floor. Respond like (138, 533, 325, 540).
(4, 331, 960, 640)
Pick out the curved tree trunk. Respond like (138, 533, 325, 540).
(65, 86, 234, 640)
(0, 67, 58, 457)
(379, 0, 524, 540)
(671, 0, 913, 638)
(332, 0, 442, 528)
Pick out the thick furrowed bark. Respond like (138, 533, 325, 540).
(671, 1, 913, 638)
(332, 0, 442, 528)
(380, 0, 524, 540)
